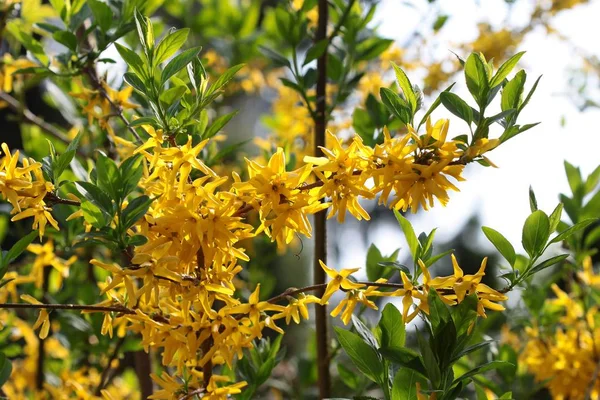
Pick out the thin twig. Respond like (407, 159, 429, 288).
(0, 302, 133, 313)
(178, 388, 205, 400)
(84, 69, 143, 143)
(0, 92, 85, 157)
(44, 192, 81, 207)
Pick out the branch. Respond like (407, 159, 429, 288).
(314, 0, 330, 396)
(0, 92, 85, 157)
(178, 388, 205, 400)
(44, 192, 81, 207)
(84, 69, 143, 143)
(0, 303, 134, 313)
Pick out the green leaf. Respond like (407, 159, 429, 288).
(52, 30, 77, 51)
(465, 53, 489, 106)
(423, 249, 454, 267)
(119, 155, 144, 198)
(334, 327, 384, 384)
(74, 181, 114, 215)
(432, 15, 449, 31)
(522, 210, 550, 257)
(123, 72, 146, 95)
(529, 185, 538, 212)
(417, 82, 456, 131)
(161, 47, 202, 85)
(259, 46, 290, 68)
(154, 28, 190, 66)
(379, 347, 427, 377)
(351, 315, 379, 350)
(528, 254, 569, 276)
(88, 0, 112, 32)
(490, 52, 525, 88)
(6, 25, 49, 65)
(417, 330, 441, 386)
(0, 353, 12, 386)
(207, 64, 245, 96)
(378, 303, 405, 349)
(482, 227, 516, 266)
(585, 165, 600, 194)
(450, 294, 479, 338)
(115, 43, 146, 78)
(95, 153, 121, 201)
(81, 200, 108, 229)
(501, 70, 525, 112)
(53, 131, 82, 182)
(366, 244, 399, 281)
(338, 363, 360, 390)
(564, 161, 583, 197)
(440, 92, 473, 125)
(134, 9, 150, 51)
(519, 75, 542, 112)
(548, 203, 563, 233)
(391, 368, 427, 400)
(427, 288, 451, 330)
(393, 210, 420, 263)
(121, 195, 153, 230)
(203, 111, 238, 139)
(549, 219, 597, 245)
(391, 62, 417, 114)
(449, 340, 494, 364)
(452, 361, 512, 386)
(1, 230, 38, 272)
(303, 39, 328, 66)
(380, 87, 411, 125)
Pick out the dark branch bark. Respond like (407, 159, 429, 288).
(314, 0, 330, 398)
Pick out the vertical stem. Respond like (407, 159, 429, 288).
(134, 351, 153, 399)
(314, 0, 330, 398)
(202, 337, 214, 389)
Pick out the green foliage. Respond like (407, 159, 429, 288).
(235, 336, 284, 400)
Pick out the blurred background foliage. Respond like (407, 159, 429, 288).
(1, 0, 599, 398)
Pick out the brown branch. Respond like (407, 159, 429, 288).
(84, 69, 143, 143)
(0, 92, 86, 157)
(44, 192, 81, 207)
(0, 302, 134, 313)
(314, 0, 330, 397)
(178, 388, 205, 400)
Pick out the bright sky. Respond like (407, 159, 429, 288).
(352, 0, 600, 262)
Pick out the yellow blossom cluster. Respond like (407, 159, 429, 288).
(516, 257, 600, 399)
(70, 81, 138, 134)
(0, 310, 138, 399)
(0, 143, 58, 239)
(320, 255, 507, 325)
(0, 106, 508, 397)
(0, 53, 37, 97)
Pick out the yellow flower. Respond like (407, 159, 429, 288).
(11, 203, 59, 239)
(319, 260, 365, 304)
(306, 131, 374, 223)
(330, 286, 380, 325)
(274, 293, 320, 324)
(225, 284, 285, 327)
(392, 271, 428, 323)
(20, 294, 51, 339)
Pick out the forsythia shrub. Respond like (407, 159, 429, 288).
(0, 0, 597, 399)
